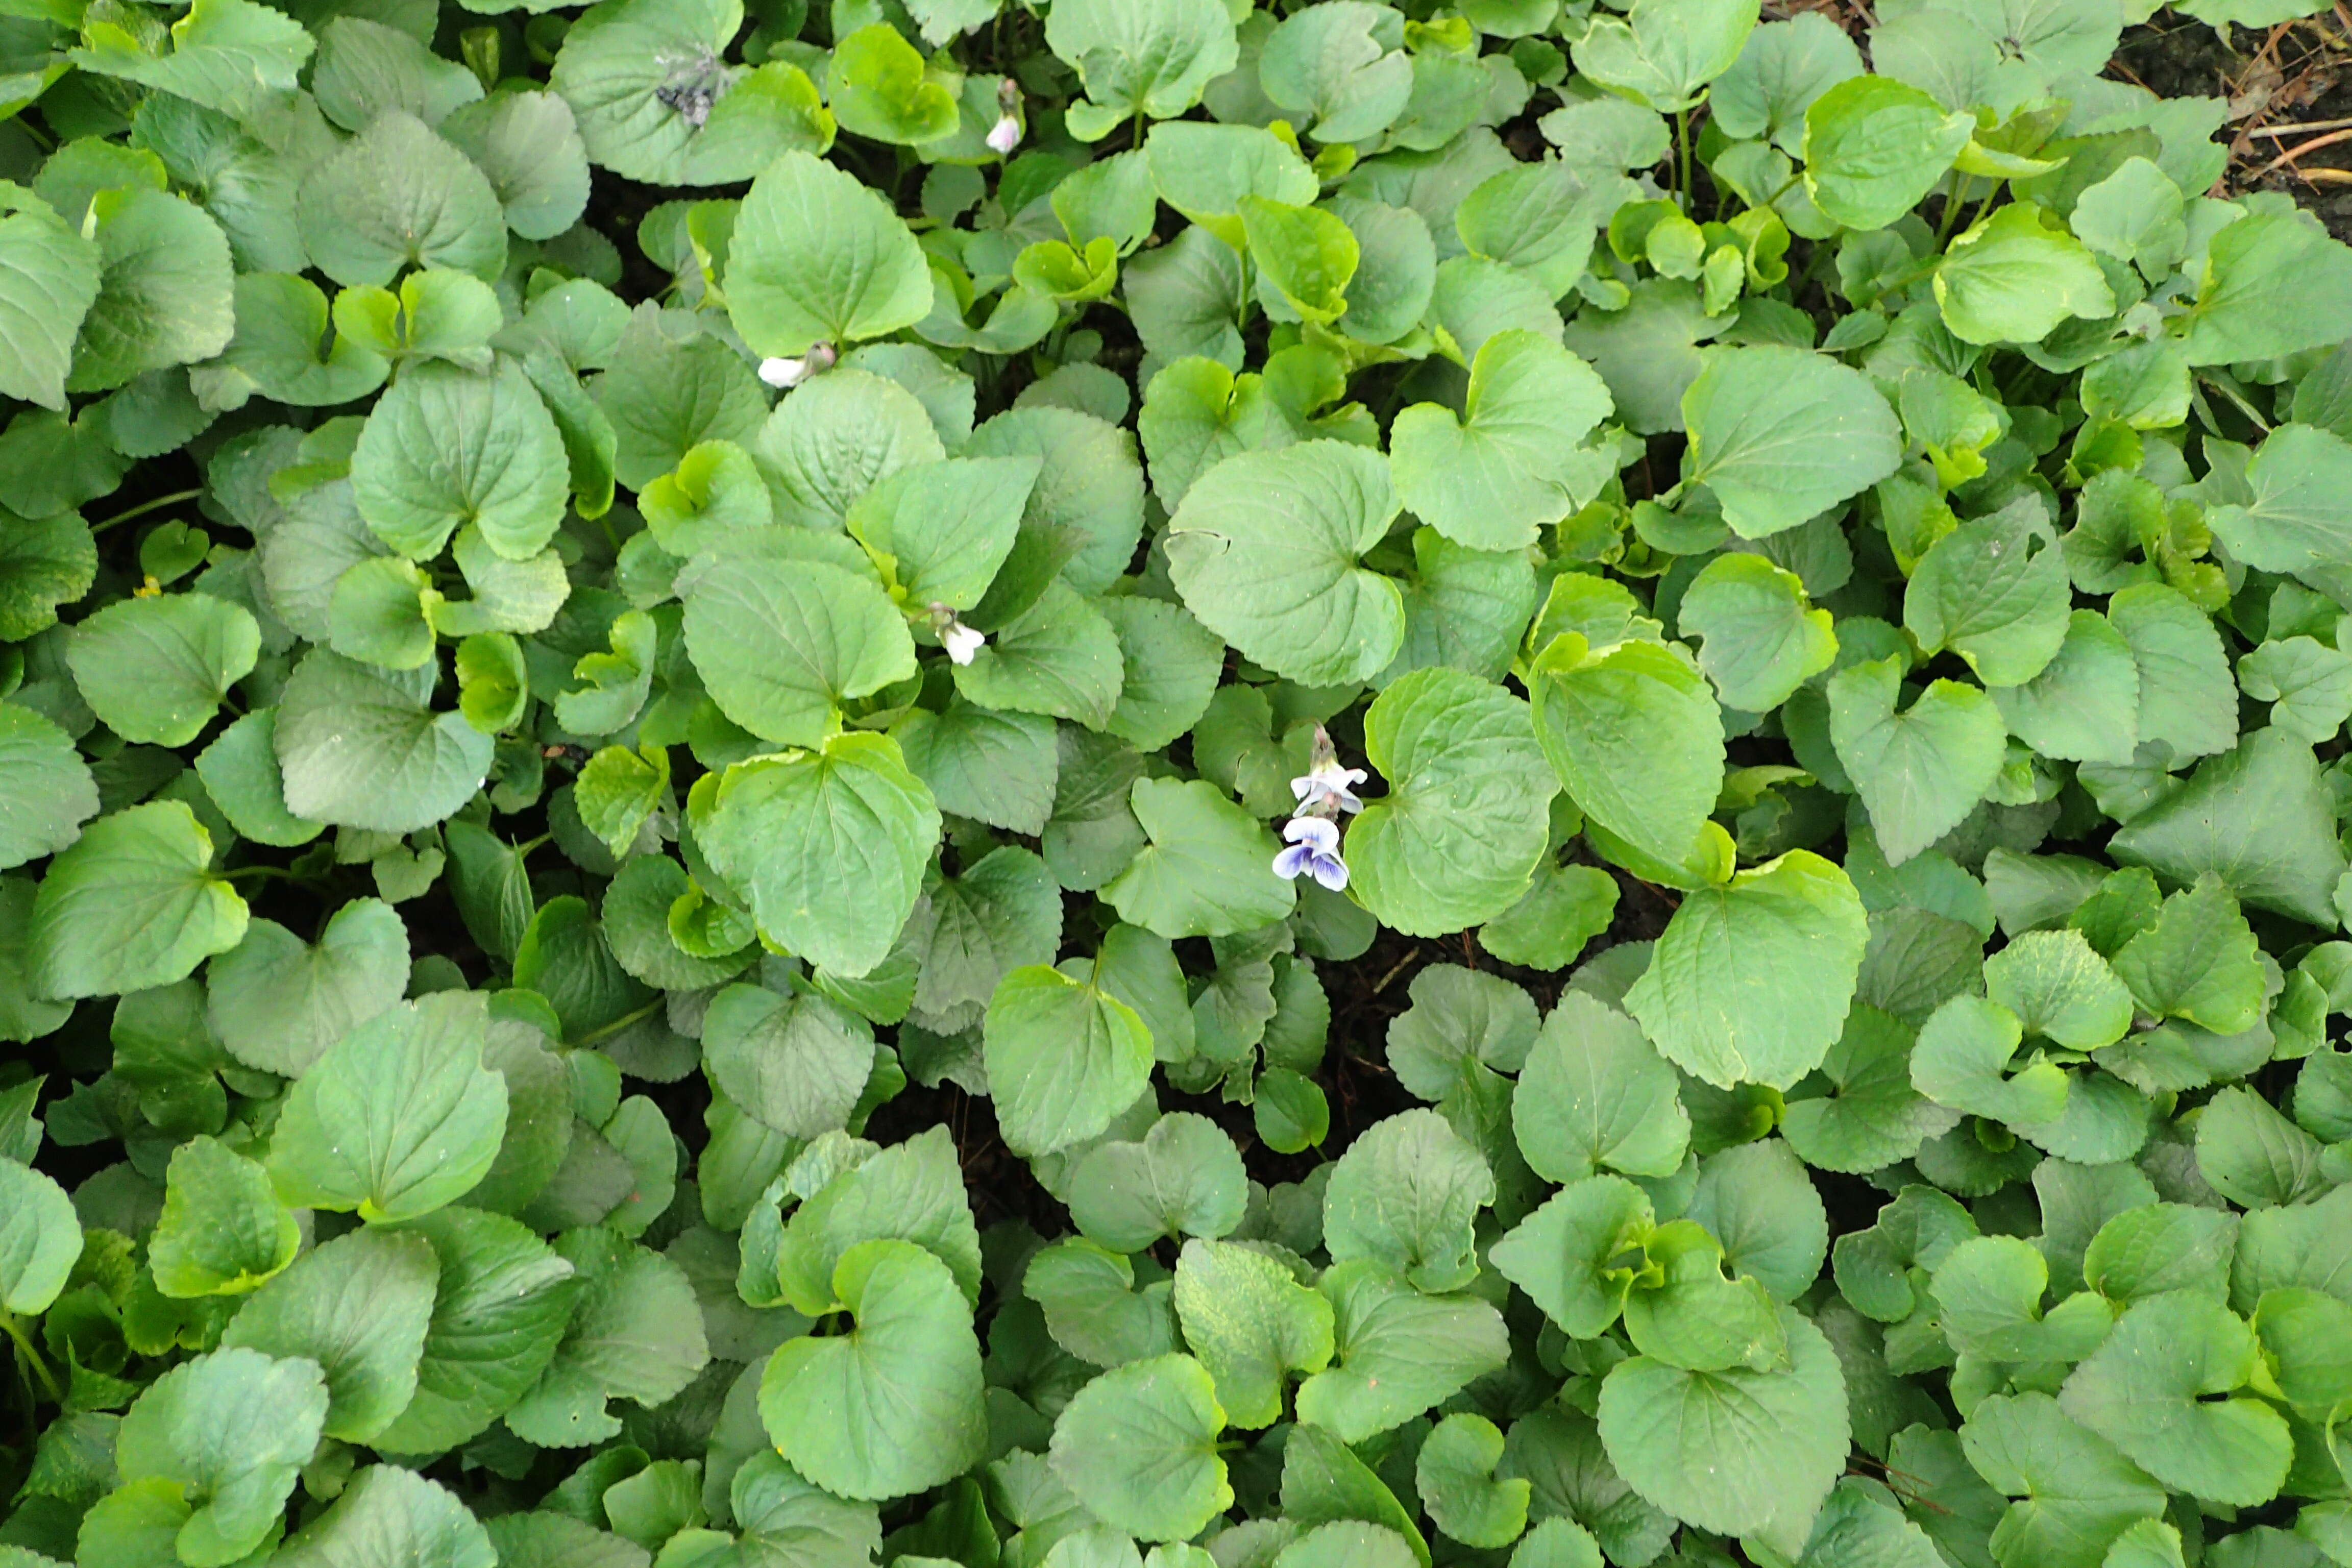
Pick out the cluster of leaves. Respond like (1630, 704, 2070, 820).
(9, 0, 2352, 1562)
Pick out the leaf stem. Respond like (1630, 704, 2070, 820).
(1935, 176, 1973, 247)
(575, 998, 666, 1048)
(1, 1313, 61, 1404)
(1675, 109, 1695, 215)
(90, 488, 204, 537)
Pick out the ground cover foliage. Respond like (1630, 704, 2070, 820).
(9, 0, 2352, 1563)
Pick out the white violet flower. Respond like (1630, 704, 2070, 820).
(987, 112, 1022, 155)
(1291, 758, 1368, 814)
(941, 620, 987, 665)
(757, 340, 836, 389)
(1272, 815, 1348, 892)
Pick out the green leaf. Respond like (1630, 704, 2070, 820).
(702, 983, 872, 1141)
(1241, 197, 1358, 327)
(1479, 862, 1620, 972)
(115, 1346, 327, 1567)
(774, 1125, 983, 1315)
(1595, 1307, 1849, 1546)
(2110, 875, 2264, 1033)
(1904, 504, 2073, 688)
(2109, 727, 2344, 927)
(1930, 1235, 2113, 1363)
(2238, 635, 2352, 743)
(1322, 1108, 1493, 1292)
(2057, 1292, 2290, 1506)
(1170, 1237, 1334, 1429)
(1165, 442, 1405, 687)
(218, 1225, 437, 1444)
(847, 455, 1040, 614)
(1780, 1004, 1957, 1173)
(352, 359, 569, 562)
(1528, 633, 1725, 869)
(2194, 1085, 2333, 1209)
(1512, 991, 1688, 1182)
(694, 732, 941, 978)
(1348, 668, 1556, 936)
(953, 582, 1125, 729)
(506, 1228, 706, 1447)
(1259, 4, 1410, 141)
(297, 111, 507, 288)
(0, 186, 101, 411)
(1389, 330, 1614, 551)
(1048, 0, 1238, 140)
(269, 1465, 494, 1568)
(361, 1206, 578, 1453)
(724, 151, 933, 357)
(1912, 993, 2069, 1124)
(0, 1158, 79, 1314)
(1958, 1392, 2166, 1568)
(2174, 208, 2352, 365)
(0, 703, 96, 871)
(149, 1135, 297, 1298)
(760, 1238, 987, 1502)
(275, 651, 495, 834)
(1934, 204, 2116, 346)
(826, 23, 958, 145)
(1048, 1354, 1232, 1541)
(2209, 423, 2352, 587)
(1068, 1113, 1246, 1253)
(1801, 76, 1973, 231)
(28, 801, 247, 1000)
(1293, 1259, 1509, 1442)
(1678, 552, 1836, 711)
(1714, 12, 1863, 155)
(268, 991, 507, 1222)
(1102, 776, 1294, 939)
(1829, 658, 2007, 866)
(1992, 610, 2141, 765)
(0, 509, 95, 641)
(68, 190, 235, 395)
(1099, 598, 1224, 753)
(1681, 345, 1902, 540)
(1570, 0, 1755, 112)
(1624, 850, 1869, 1089)
(985, 964, 1155, 1158)
(65, 591, 258, 748)
(1416, 1413, 1531, 1550)
(681, 553, 914, 749)
(1983, 929, 2133, 1049)
(68, 0, 311, 117)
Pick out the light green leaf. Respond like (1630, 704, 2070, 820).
(760, 1238, 987, 1503)
(1681, 345, 1902, 540)
(985, 963, 1154, 1157)
(1048, 1354, 1231, 1542)
(1294, 1259, 1509, 1442)
(2175, 208, 2352, 365)
(774, 1124, 982, 1315)
(1102, 776, 1293, 939)
(2110, 875, 2264, 1034)
(297, 111, 507, 288)
(1958, 1392, 2166, 1568)
(1801, 75, 1973, 231)
(2109, 727, 2343, 927)
(69, 0, 311, 117)
(1595, 1307, 1848, 1545)
(0, 703, 96, 871)
(0, 186, 101, 411)
(68, 189, 235, 395)
(149, 1135, 297, 1298)
(2209, 423, 2352, 587)
(1513, 991, 1688, 1182)
(274, 651, 494, 834)
(1528, 633, 1725, 870)
(694, 732, 941, 978)
(1048, 0, 1237, 140)
(1571, 0, 1756, 112)
(2238, 635, 2352, 743)
(1910, 994, 2069, 1124)
(65, 591, 257, 748)
(1416, 1413, 1531, 1550)
(0, 1158, 79, 1315)
(352, 358, 569, 562)
(1904, 503, 2073, 688)
(268, 991, 508, 1222)
(1780, 1004, 1957, 1173)
(1934, 204, 2117, 346)
(506, 1228, 706, 1447)
(268, 1465, 494, 1568)
(1984, 929, 2133, 1049)
(2057, 1292, 2290, 1506)
(1829, 658, 2007, 866)
(1069, 1113, 1246, 1253)
(1993, 610, 2141, 765)
(702, 983, 872, 1141)
(218, 1225, 437, 1443)
(826, 22, 959, 144)
(115, 1346, 327, 1567)
(1322, 1107, 1493, 1292)
(1166, 441, 1404, 686)
(848, 455, 1039, 614)
(2106, 583, 2237, 762)
(1625, 850, 1869, 1089)
(954, 582, 1125, 730)
(1347, 668, 1556, 936)
(1170, 1237, 1334, 1430)
(1389, 330, 1614, 552)
(28, 801, 247, 1000)
(724, 151, 933, 358)
(682, 554, 914, 749)
(1678, 552, 1836, 711)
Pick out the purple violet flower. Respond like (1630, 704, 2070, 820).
(1272, 815, 1348, 892)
